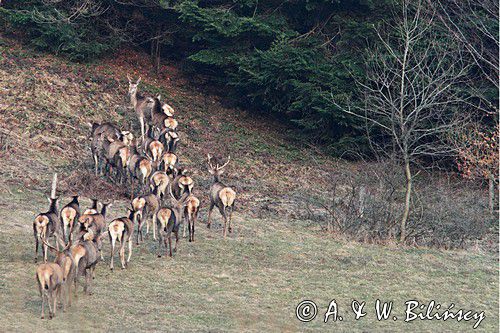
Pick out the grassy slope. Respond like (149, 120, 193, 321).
(0, 37, 498, 332)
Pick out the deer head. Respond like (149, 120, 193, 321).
(207, 154, 230, 181)
(127, 75, 141, 96)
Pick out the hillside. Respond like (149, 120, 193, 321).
(0, 37, 498, 332)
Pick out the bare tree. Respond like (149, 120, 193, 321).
(434, 0, 498, 114)
(332, 0, 470, 242)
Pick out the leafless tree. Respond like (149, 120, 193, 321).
(332, 0, 470, 242)
(434, 0, 498, 115)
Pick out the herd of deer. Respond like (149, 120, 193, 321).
(31, 76, 237, 319)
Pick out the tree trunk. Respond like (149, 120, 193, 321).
(400, 161, 412, 242)
(488, 173, 495, 214)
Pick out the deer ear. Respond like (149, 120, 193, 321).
(137, 77, 142, 84)
(208, 168, 215, 175)
(157, 94, 161, 100)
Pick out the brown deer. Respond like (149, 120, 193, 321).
(183, 194, 200, 242)
(78, 202, 111, 260)
(72, 229, 100, 296)
(60, 195, 80, 243)
(160, 130, 179, 153)
(40, 236, 75, 311)
(34, 197, 64, 263)
(90, 122, 121, 176)
(156, 187, 189, 257)
(150, 170, 170, 200)
(83, 198, 99, 215)
(172, 170, 194, 199)
(141, 126, 164, 162)
(35, 236, 74, 319)
(132, 186, 161, 244)
(127, 76, 154, 140)
(161, 152, 178, 177)
(108, 208, 135, 270)
(207, 154, 237, 238)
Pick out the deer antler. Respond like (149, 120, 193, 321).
(217, 156, 231, 170)
(207, 153, 216, 170)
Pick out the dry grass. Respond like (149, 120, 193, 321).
(0, 36, 498, 332)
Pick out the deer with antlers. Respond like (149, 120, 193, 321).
(207, 154, 237, 238)
(36, 236, 75, 319)
(34, 196, 65, 263)
(127, 76, 154, 140)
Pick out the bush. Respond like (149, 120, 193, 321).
(304, 161, 495, 250)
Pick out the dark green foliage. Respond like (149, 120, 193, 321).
(0, 1, 113, 61)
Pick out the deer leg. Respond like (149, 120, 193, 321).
(127, 237, 133, 263)
(38, 279, 44, 319)
(54, 287, 60, 317)
(41, 291, 45, 319)
(43, 243, 48, 263)
(207, 203, 215, 229)
(34, 235, 39, 263)
(47, 288, 54, 319)
(168, 233, 172, 257)
(219, 206, 227, 238)
(110, 235, 116, 270)
(228, 207, 233, 233)
(120, 241, 126, 269)
(93, 153, 99, 176)
(183, 214, 187, 238)
(192, 215, 196, 242)
(152, 213, 157, 241)
(173, 230, 179, 253)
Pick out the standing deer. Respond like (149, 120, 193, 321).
(127, 75, 154, 140)
(36, 236, 74, 319)
(38, 236, 75, 315)
(60, 195, 80, 243)
(156, 187, 189, 257)
(34, 197, 64, 263)
(183, 194, 200, 242)
(132, 186, 161, 244)
(207, 154, 237, 238)
(108, 208, 135, 270)
(171, 170, 194, 199)
(72, 229, 100, 296)
(161, 152, 178, 177)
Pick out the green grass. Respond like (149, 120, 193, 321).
(0, 193, 497, 332)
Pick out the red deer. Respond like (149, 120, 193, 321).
(207, 154, 237, 238)
(34, 197, 64, 263)
(172, 170, 194, 199)
(108, 208, 135, 270)
(59, 195, 80, 243)
(161, 152, 178, 177)
(128, 76, 154, 140)
(156, 187, 189, 257)
(71, 229, 100, 296)
(132, 186, 161, 244)
(35, 237, 74, 319)
(183, 194, 200, 242)
(159, 129, 179, 153)
(150, 171, 170, 200)
(78, 202, 111, 260)
(83, 198, 99, 215)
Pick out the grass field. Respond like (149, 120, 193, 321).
(0, 36, 498, 332)
(0, 189, 498, 332)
